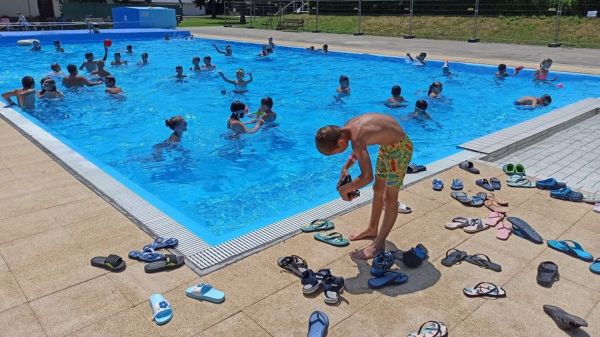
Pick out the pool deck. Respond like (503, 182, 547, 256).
(1, 30, 600, 336)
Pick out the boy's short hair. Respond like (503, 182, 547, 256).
(51, 63, 60, 71)
(541, 94, 552, 105)
(53, 40, 60, 45)
(114, 52, 121, 57)
(127, 45, 132, 49)
(105, 76, 116, 85)
(315, 125, 343, 154)
(176, 66, 183, 70)
(204, 56, 211, 61)
(85, 52, 93, 59)
(67, 64, 77, 74)
(339, 75, 349, 83)
(193, 56, 200, 62)
(419, 52, 427, 58)
(391, 85, 401, 96)
(261, 97, 273, 108)
(142, 52, 148, 58)
(230, 100, 246, 112)
(22, 76, 35, 89)
(498, 63, 507, 71)
(416, 99, 428, 111)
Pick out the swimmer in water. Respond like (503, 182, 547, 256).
(44, 63, 66, 81)
(31, 40, 41, 51)
(190, 57, 201, 71)
(406, 52, 427, 65)
(202, 56, 216, 71)
(164, 116, 187, 142)
(266, 37, 275, 53)
(337, 75, 350, 95)
(228, 101, 264, 135)
(218, 69, 253, 94)
(53, 40, 64, 52)
(213, 44, 233, 56)
(138, 52, 149, 65)
(111, 52, 127, 66)
(385, 85, 405, 108)
(515, 94, 552, 108)
(258, 45, 269, 57)
(104, 76, 123, 95)
(534, 58, 553, 81)
(442, 60, 452, 76)
(175, 66, 187, 80)
(38, 78, 64, 99)
(2, 76, 36, 109)
(428, 81, 442, 98)
(92, 60, 111, 79)
(496, 63, 509, 78)
(79, 47, 109, 72)
(411, 99, 431, 119)
(62, 64, 103, 88)
(125, 45, 133, 54)
(249, 96, 277, 123)
(164, 33, 170, 41)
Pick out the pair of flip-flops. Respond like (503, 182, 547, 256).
(463, 282, 506, 298)
(445, 217, 489, 233)
(484, 193, 509, 213)
(484, 212, 512, 241)
(451, 191, 487, 207)
(476, 178, 501, 191)
(503, 163, 525, 175)
(301, 269, 345, 304)
(459, 160, 480, 174)
(368, 251, 408, 289)
(129, 237, 179, 262)
(506, 175, 535, 188)
(408, 321, 448, 337)
(550, 188, 583, 202)
(186, 282, 225, 303)
(441, 249, 501, 272)
(536, 178, 566, 190)
(301, 219, 334, 233)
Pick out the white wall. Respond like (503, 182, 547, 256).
(183, 3, 206, 16)
(0, 0, 40, 17)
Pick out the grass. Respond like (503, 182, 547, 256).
(180, 15, 600, 48)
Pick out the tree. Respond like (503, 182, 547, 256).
(194, 0, 217, 18)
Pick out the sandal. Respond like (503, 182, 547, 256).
(149, 293, 173, 325)
(490, 177, 501, 190)
(143, 237, 178, 252)
(451, 178, 464, 191)
(144, 254, 185, 273)
(470, 192, 487, 207)
(398, 202, 413, 214)
(368, 271, 408, 289)
(314, 232, 350, 247)
(432, 178, 444, 191)
(543, 305, 588, 330)
(441, 248, 467, 267)
(488, 193, 508, 206)
(370, 251, 397, 276)
(408, 321, 448, 337)
(464, 254, 502, 272)
(301, 269, 323, 294)
(537, 261, 559, 287)
(445, 216, 471, 230)
(277, 255, 309, 277)
(476, 179, 495, 192)
(301, 219, 334, 233)
(129, 249, 165, 263)
(463, 282, 506, 298)
(485, 212, 504, 227)
(484, 198, 508, 213)
(323, 275, 345, 304)
(463, 218, 489, 233)
(459, 160, 480, 174)
(496, 219, 512, 240)
(90, 254, 126, 272)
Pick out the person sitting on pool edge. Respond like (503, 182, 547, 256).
(428, 81, 442, 98)
(38, 78, 64, 99)
(62, 64, 102, 88)
(337, 75, 350, 96)
(228, 101, 264, 135)
(92, 60, 111, 79)
(218, 69, 253, 94)
(80, 47, 109, 72)
(213, 44, 232, 56)
(104, 76, 123, 95)
(249, 97, 277, 123)
(515, 94, 552, 108)
(138, 52, 149, 66)
(202, 56, 216, 71)
(111, 52, 127, 66)
(385, 85, 405, 108)
(406, 52, 426, 65)
(165, 115, 187, 142)
(2, 76, 36, 109)
(315, 113, 413, 259)
(53, 40, 64, 53)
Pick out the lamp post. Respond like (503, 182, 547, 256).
(403, 0, 415, 39)
(468, 0, 480, 42)
(312, 0, 320, 32)
(353, 0, 363, 35)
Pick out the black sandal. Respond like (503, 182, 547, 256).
(441, 248, 467, 267)
(323, 276, 344, 305)
(90, 254, 126, 272)
(277, 255, 308, 277)
(144, 254, 185, 273)
(537, 261, 559, 287)
(464, 254, 502, 272)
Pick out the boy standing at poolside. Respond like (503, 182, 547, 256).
(315, 113, 413, 259)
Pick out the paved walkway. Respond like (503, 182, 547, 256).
(186, 27, 600, 74)
(490, 114, 600, 194)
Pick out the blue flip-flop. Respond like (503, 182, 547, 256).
(451, 178, 464, 191)
(370, 251, 397, 276)
(307, 311, 329, 337)
(186, 283, 225, 303)
(143, 237, 178, 252)
(590, 259, 600, 275)
(507, 217, 543, 244)
(432, 178, 444, 191)
(149, 293, 172, 325)
(368, 271, 408, 289)
(547, 240, 594, 262)
(129, 250, 165, 262)
(536, 178, 566, 190)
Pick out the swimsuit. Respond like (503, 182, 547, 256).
(375, 134, 413, 189)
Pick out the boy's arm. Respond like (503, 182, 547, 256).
(339, 154, 356, 181)
(245, 119, 264, 134)
(218, 73, 235, 84)
(79, 63, 85, 70)
(406, 53, 414, 62)
(84, 78, 102, 87)
(338, 142, 373, 200)
(1, 90, 18, 105)
(213, 45, 224, 54)
(102, 47, 108, 61)
(246, 73, 253, 84)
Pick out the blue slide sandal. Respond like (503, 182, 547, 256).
(547, 240, 594, 262)
(149, 293, 172, 325)
(186, 283, 225, 303)
(590, 259, 600, 275)
(368, 271, 408, 289)
(307, 311, 329, 337)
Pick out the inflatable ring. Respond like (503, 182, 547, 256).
(17, 39, 39, 46)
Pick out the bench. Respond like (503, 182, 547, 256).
(276, 18, 304, 31)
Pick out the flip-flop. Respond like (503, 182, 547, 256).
(470, 192, 487, 207)
(445, 216, 471, 230)
(485, 212, 504, 227)
(536, 178, 566, 190)
(301, 219, 335, 233)
(323, 275, 344, 304)
(550, 188, 583, 202)
(143, 237, 178, 252)
(407, 163, 427, 174)
(186, 283, 225, 303)
(488, 193, 509, 206)
(463, 219, 489, 233)
(507, 217, 543, 244)
(543, 305, 588, 330)
(370, 251, 397, 276)
(314, 232, 350, 247)
(277, 255, 309, 277)
(441, 248, 467, 267)
(451, 178, 464, 191)
(307, 311, 329, 337)
(128, 250, 165, 263)
(507, 176, 535, 188)
(301, 269, 323, 294)
(490, 177, 501, 190)
(476, 179, 495, 191)
(432, 178, 444, 191)
(503, 163, 515, 175)
(537, 261, 559, 287)
(547, 240, 594, 262)
(484, 198, 508, 213)
(367, 271, 408, 289)
(408, 321, 448, 337)
(459, 160, 480, 174)
(398, 202, 412, 214)
(451, 192, 472, 205)
(144, 254, 185, 273)
(465, 254, 502, 272)
(590, 258, 600, 275)
(496, 219, 512, 240)
(149, 293, 173, 325)
(582, 194, 600, 204)
(463, 282, 506, 298)
(90, 254, 126, 272)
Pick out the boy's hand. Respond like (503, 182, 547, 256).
(339, 169, 348, 183)
(339, 188, 352, 201)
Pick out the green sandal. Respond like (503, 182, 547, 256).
(301, 219, 335, 233)
(314, 232, 350, 247)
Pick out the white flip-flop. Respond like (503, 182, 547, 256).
(398, 202, 412, 214)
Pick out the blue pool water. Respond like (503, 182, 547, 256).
(1, 37, 600, 245)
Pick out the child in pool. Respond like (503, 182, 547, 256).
(2, 76, 36, 109)
(411, 99, 431, 119)
(138, 52, 149, 65)
(337, 75, 350, 95)
(442, 60, 452, 76)
(385, 85, 405, 108)
(164, 116, 187, 142)
(406, 52, 427, 65)
(249, 97, 277, 123)
(218, 69, 253, 94)
(63, 64, 103, 88)
(496, 64, 509, 78)
(515, 94, 552, 108)
(213, 44, 233, 56)
(92, 60, 111, 79)
(428, 81, 442, 98)
(31, 40, 41, 51)
(44, 63, 66, 81)
(175, 66, 187, 80)
(190, 57, 201, 71)
(258, 45, 269, 57)
(104, 76, 123, 95)
(111, 52, 127, 66)
(202, 56, 216, 71)
(53, 40, 64, 52)
(80, 48, 109, 72)
(534, 58, 553, 81)
(315, 113, 413, 259)
(266, 37, 275, 53)
(125, 45, 133, 54)
(38, 78, 64, 99)
(227, 101, 264, 135)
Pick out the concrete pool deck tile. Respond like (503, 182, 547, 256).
(586, 303, 600, 337)
(0, 144, 51, 168)
(192, 312, 271, 337)
(0, 185, 93, 220)
(46, 197, 120, 227)
(0, 208, 61, 244)
(0, 304, 46, 337)
(517, 192, 591, 225)
(328, 317, 382, 337)
(0, 271, 27, 313)
(30, 275, 131, 337)
(572, 211, 600, 235)
(8, 159, 67, 179)
(0, 254, 7, 273)
(65, 308, 156, 337)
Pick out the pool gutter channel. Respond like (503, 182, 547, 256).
(2, 98, 599, 275)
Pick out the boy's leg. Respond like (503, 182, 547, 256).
(349, 177, 386, 241)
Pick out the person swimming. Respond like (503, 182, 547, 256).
(111, 52, 127, 66)
(496, 63, 509, 78)
(125, 45, 133, 54)
(411, 99, 432, 119)
(80, 47, 109, 72)
(385, 85, 405, 108)
(218, 69, 253, 94)
(337, 75, 350, 95)
(2, 76, 36, 109)
(428, 81, 443, 98)
(266, 37, 275, 53)
(249, 96, 277, 123)
(407, 52, 427, 65)
(62, 64, 103, 88)
(92, 60, 111, 79)
(53, 40, 64, 52)
(258, 45, 269, 57)
(31, 40, 41, 51)
(38, 78, 64, 99)
(44, 63, 66, 81)
(164, 116, 187, 142)
(138, 52, 149, 65)
(515, 94, 552, 108)
(442, 60, 452, 76)
(534, 58, 553, 81)
(175, 66, 187, 80)
(202, 56, 216, 71)
(213, 44, 233, 56)
(104, 76, 123, 95)
(190, 57, 202, 71)
(164, 33, 170, 41)
(227, 101, 264, 135)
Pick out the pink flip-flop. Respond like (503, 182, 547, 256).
(485, 212, 504, 227)
(496, 219, 512, 240)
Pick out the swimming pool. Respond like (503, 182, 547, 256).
(1, 36, 600, 246)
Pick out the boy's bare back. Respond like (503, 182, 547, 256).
(343, 113, 406, 147)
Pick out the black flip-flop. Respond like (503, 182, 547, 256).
(277, 255, 308, 277)
(476, 179, 495, 191)
(464, 254, 502, 272)
(441, 248, 467, 267)
(537, 261, 559, 287)
(90, 254, 126, 272)
(407, 163, 427, 174)
(507, 217, 543, 244)
(459, 161, 480, 174)
(543, 305, 588, 330)
(144, 254, 185, 273)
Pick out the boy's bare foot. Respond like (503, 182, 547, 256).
(351, 244, 382, 260)
(348, 228, 378, 241)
